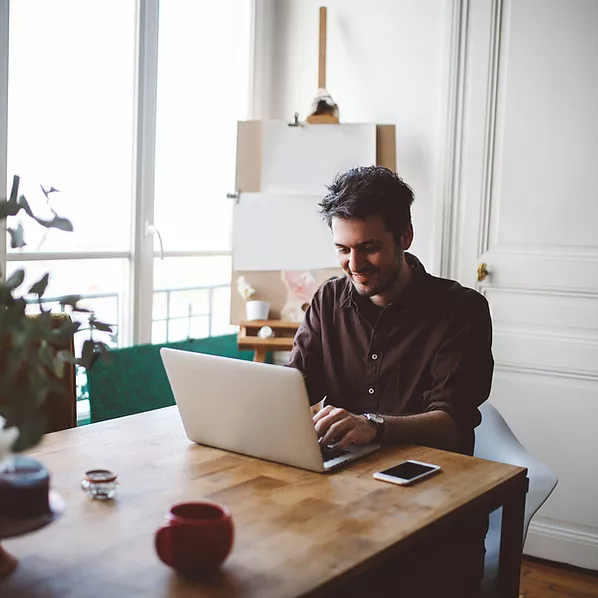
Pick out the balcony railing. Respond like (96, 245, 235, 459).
(26, 283, 230, 348)
(25, 284, 232, 420)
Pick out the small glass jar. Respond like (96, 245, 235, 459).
(81, 469, 118, 500)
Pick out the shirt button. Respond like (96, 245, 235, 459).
(368, 387, 375, 395)
(371, 353, 378, 360)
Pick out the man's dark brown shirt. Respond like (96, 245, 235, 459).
(287, 254, 494, 455)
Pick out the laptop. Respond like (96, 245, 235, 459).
(160, 348, 380, 472)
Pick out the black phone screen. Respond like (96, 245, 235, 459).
(379, 461, 436, 480)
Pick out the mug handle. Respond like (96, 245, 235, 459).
(155, 526, 175, 568)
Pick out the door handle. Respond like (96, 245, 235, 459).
(477, 263, 489, 282)
(145, 222, 165, 260)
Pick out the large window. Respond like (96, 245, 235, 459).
(1, 0, 253, 352)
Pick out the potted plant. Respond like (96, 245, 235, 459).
(0, 175, 111, 571)
(236, 276, 270, 321)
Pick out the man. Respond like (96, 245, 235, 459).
(287, 165, 493, 597)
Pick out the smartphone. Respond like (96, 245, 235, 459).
(373, 460, 441, 486)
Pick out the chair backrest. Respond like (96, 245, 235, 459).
(475, 401, 558, 543)
(87, 334, 254, 423)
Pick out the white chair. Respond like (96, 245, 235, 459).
(474, 402, 558, 598)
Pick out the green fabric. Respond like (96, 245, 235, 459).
(87, 335, 255, 423)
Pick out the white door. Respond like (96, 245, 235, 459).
(453, 0, 598, 568)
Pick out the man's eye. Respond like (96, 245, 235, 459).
(363, 246, 378, 253)
(336, 247, 349, 254)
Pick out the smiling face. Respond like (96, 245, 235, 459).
(332, 215, 413, 306)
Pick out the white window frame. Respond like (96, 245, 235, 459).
(0, 0, 8, 272)
(0, 0, 260, 346)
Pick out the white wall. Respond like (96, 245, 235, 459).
(261, 0, 452, 274)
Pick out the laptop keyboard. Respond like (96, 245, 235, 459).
(320, 443, 350, 462)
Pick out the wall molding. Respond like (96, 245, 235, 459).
(495, 363, 598, 383)
(483, 244, 598, 259)
(526, 518, 598, 571)
(483, 285, 598, 300)
(494, 327, 598, 347)
(438, 0, 468, 279)
(478, 0, 504, 255)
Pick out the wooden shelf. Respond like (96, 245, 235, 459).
(237, 320, 300, 362)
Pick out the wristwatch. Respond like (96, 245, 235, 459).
(363, 413, 385, 442)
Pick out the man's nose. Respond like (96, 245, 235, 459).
(348, 250, 364, 273)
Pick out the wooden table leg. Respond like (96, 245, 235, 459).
(0, 544, 17, 578)
(254, 348, 267, 363)
(498, 478, 527, 598)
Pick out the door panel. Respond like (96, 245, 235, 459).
(455, 0, 598, 568)
(491, 370, 598, 529)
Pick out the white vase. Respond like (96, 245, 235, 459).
(245, 300, 270, 321)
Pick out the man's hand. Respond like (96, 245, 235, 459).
(313, 405, 377, 449)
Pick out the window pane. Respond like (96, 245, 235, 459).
(153, 0, 252, 252)
(6, 258, 127, 354)
(7, 1, 136, 253)
(152, 256, 232, 342)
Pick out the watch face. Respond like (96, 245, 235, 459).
(367, 413, 384, 425)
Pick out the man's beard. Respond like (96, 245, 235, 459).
(352, 267, 400, 297)
(350, 250, 404, 298)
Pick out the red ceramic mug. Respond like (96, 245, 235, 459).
(154, 502, 234, 572)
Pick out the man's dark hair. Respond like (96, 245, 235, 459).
(319, 166, 415, 243)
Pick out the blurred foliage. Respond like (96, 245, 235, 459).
(0, 175, 111, 451)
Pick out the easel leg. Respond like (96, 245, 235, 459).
(0, 544, 17, 578)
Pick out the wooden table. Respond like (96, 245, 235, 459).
(2, 407, 527, 598)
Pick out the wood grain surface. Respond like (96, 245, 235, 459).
(1, 407, 526, 598)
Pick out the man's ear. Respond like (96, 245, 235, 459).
(401, 224, 414, 250)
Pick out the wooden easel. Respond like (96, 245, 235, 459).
(306, 7, 339, 125)
(237, 320, 300, 362)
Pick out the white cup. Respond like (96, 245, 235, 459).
(246, 300, 270, 321)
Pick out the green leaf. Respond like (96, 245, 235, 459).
(7, 223, 26, 248)
(5, 269, 25, 290)
(59, 294, 82, 309)
(38, 342, 57, 374)
(90, 319, 113, 333)
(0, 198, 20, 219)
(9, 175, 19, 203)
(53, 356, 65, 379)
(42, 215, 74, 232)
(17, 194, 34, 218)
(11, 410, 47, 453)
(29, 272, 50, 297)
(40, 185, 60, 199)
(78, 339, 96, 369)
(51, 320, 81, 344)
(0, 176, 22, 219)
(16, 194, 73, 232)
(56, 349, 76, 365)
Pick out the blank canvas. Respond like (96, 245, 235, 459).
(260, 122, 377, 196)
(233, 193, 338, 271)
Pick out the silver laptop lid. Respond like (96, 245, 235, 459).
(160, 348, 326, 472)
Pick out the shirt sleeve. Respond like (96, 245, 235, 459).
(422, 291, 494, 439)
(285, 286, 327, 406)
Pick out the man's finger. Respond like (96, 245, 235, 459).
(312, 404, 334, 424)
(310, 397, 327, 416)
(335, 428, 360, 449)
(314, 409, 349, 437)
(320, 417, 355, 446)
